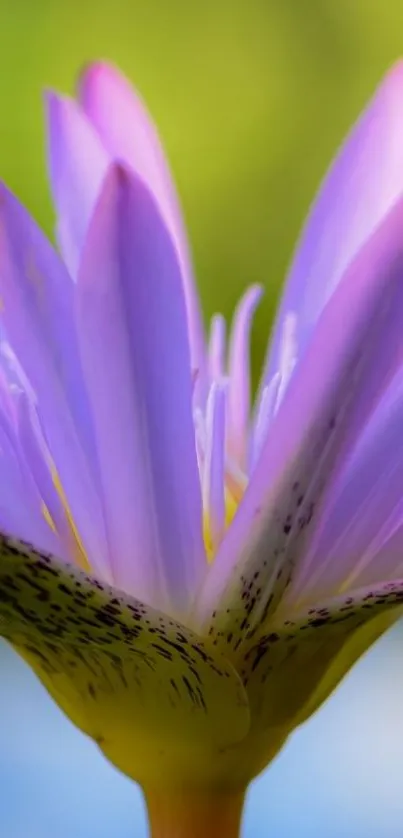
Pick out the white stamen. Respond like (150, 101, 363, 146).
(196, 299, 298, 550)
(251, 373, 281, 469)
(193, 407, 206, 475)
(202, 382, 226, 551)
(251, 310, 299, 471)
(275, 311, 298, 410)
(208, 314, 226, 381)
(227, 285, 262, 470)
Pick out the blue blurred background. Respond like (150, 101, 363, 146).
(1, 0, 403, 835)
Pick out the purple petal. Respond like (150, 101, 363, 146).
(193, 192, 403, 651)
(262, 62, 403, 394)
(46, 91, 109, 276)
(365, 518, 403, 584)
(79, 62, 206, 398)
(14, 390, 87, 566)
(0, 185, 110, 578)
(0, 409, 61, 557)
(77, 163, 205, 615)
(289, 370, 403, 602)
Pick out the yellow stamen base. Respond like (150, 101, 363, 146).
(204, 490, 240, 563)
(50, 467, 90, 571)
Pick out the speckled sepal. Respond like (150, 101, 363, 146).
(240, 580, 403, 750)
(0, 533, 249, 783)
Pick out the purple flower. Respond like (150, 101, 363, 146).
(1, 60, 403, 836)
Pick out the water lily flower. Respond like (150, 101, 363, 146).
(1, 60, 403, 837)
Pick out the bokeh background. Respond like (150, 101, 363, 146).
(0, 0, 403, 835)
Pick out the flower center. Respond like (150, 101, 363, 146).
(197, 302, 298, 561)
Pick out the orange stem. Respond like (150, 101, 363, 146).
(144, 786, 246, 838)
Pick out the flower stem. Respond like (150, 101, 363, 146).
(144, 786, 246, 838)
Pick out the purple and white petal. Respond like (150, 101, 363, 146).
(0, 412, 62, 557)
(288, 369, 403, 603)
(79, 62, 206, 398)
(77, 163, 205, 616)
(13, 391, 88, 567)
(46, 92, 109, 277)
(0, 184, 110, 578)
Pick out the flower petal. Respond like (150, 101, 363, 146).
(46, 91, 109, 277)
(79, 61, 206, 396)
(194, 192, 403, 652)
(262, 62, 403, 394)
(77, 163, 205, 615)
(13, 390, 88, 568)
(289, 370, 403, 602)
(0, 414, 60, 556)
(0, 533, 249, 784)
(0, 184, 109, 577)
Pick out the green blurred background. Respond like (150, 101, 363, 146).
(1, 0, 403, 370)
